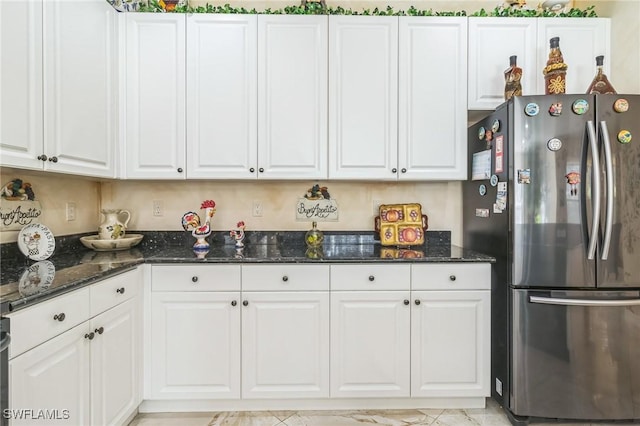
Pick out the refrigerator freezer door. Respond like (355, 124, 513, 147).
(510, 288, 640, 420)
(596, 94, 640, 288)
(512, 95, 596, 288)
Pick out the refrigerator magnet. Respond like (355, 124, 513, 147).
(565, 171, 580, 196)
(614, 98, 629, 113)
(490, 175, 499, 187)
(548, 102, 562, 116)
(485, 130, 493, 142)
(491, 119, 500, 133)
(478, 127, 486, 140)
(517, 169, 531, 184)
(547, 138, 562, 151)
(475, 208, 490, 218)
(524, 103, 539, 116)
(479, 184, 487, 196)
(572, 99, 590, 115)
(618, 130, 632, 144)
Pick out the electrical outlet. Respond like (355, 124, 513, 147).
(252, 201, 263, 217)
(153, 200, 164, 217)
(66, 202, 76, 221)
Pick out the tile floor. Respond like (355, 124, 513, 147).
(128, 398, 638, 425)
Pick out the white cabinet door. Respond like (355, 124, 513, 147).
(398, 17, 467, 180)
(329, 16, 398, 180)
(43, 0, 117, 178)
(411, 290, 491, 397)
(10, 323, 91, 426)
(468, 18, 537, 110)
(150, 292, 240, 399)
(125, 13, 186, 179)
(330, 291, 410, 397)
(0, 0, 43, 170)
(186, 14, 257, 179)
(242, 291, 329, 399)
(90, 298, 138, 426)
(258, 15, 328, 180)
(536, 18, 610, 95)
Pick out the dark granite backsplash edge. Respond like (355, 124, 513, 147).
(1, 230, 451, 260)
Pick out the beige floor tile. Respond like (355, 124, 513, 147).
(208, 412, 284, 426)
(284, 411, 435, 426)
(129, 412, 215, 426)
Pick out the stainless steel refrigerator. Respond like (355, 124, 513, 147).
(463, 94, 640, 424)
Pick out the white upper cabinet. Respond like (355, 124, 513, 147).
(398, 17, 467, 180)
(0, 0, 43, 171)
(468, 17, 611, 110)
(44, 0, 118, 177)
(125, 13, 186, 179)
(1, 0, 117, 178)
(258, 15, 328, 179)
(468, 18, 537, 110)
(329, 16, 399, 180)
(186, 14, 257, 179)
(536, 18, 611, 95)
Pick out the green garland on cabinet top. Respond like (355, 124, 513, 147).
(136, 1, 598, 17)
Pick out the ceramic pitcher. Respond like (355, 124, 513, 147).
(98, 209, 131, 240)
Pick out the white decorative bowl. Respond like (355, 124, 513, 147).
(80, 234, 143, 252)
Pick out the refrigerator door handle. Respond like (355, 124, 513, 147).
(599, 120, 614, 261)
(530, 295, 640, 307)
(586, 120, 601, 260)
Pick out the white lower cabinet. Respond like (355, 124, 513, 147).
(411, 291, 491, 397)
(241, 291, 329, 399)
(148, 264, 330, 400)
(145, 262, 490, 405)
(411, 263, 491, 398)
(9, 268, 141, 426)
(330, 291, 410, 397)
(10, 322, 91, 425)
(149, 291, 241, 399)
(90, 298, 139, 426)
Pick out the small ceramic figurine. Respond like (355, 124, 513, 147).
(182, 200, 216, 251)
(230, 221, 246, 248)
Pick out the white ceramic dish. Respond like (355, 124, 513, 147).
(80, 234, 143, 252)
(18, 223, 56, 260)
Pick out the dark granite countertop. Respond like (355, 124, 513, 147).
(0, 231, 494, 314)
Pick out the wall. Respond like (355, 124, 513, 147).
(0, 167, 100, 244)
(101, 179, 461, 238)
(2, 0, 638, 247)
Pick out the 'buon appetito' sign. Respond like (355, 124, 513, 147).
(296, 184, 339, 222)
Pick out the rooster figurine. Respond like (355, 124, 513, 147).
(181, 200, 216, 251)
(230, 221, 246, 248)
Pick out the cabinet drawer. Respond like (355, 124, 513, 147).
(242, 265, 329, 291)
(90, 268, 140, 316)
(152, 265, 241, 291)
(331, 264, 410, 291)
(411, 263, 491, 290)
(8, 287, 91, 359)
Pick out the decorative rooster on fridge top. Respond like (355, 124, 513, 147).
(181, 200, 216, 250)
